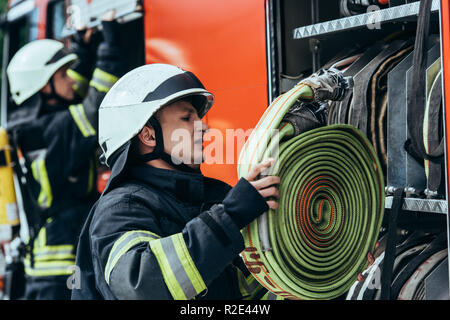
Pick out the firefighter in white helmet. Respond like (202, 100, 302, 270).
(6, 11, 124, 300)
(72, 63, 283, 300)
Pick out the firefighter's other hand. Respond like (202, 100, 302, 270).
(136, 1, 144, 13)
(245, 158, 280, 210)
(72, 26, 95, 47)
(102, 9, 116, 22)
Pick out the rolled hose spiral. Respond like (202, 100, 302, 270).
(237, 83, 385, 300)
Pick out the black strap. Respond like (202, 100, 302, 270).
(350, 39, 411, 135)
(335, 41, 384, 125)
(40, 77, 76, 107)
(8, 126, 71, 270)
(405, 0, 433, 162)
(380, 187, 405, 300)
(137, 117, 199, 174)
(8, 130, 45, 268)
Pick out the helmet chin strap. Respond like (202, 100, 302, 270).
(137, 116, 200, 174)
(41, 77, 78, 107)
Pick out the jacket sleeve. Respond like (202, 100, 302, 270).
(62, 21, 123, 168)
(92, 178, 269, 300)
(70, 20, 124, 138)
(67, 30, 97, 98)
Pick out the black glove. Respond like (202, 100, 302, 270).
(282, 101, 328, 136)
(95, 20, 124, 77)
(70, 29, 98, 78)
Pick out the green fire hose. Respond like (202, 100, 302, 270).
(237, 82, 385, 300)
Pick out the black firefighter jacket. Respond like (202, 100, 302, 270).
(7, 21, 123, 293)
(72, 163, 283, 300)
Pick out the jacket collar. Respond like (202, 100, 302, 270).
(127, 164, 206, 205)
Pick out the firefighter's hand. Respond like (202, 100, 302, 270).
(357, 242, 378, 282)
(136, 0, 144, 13)
(102, 9, 116, 22)
(81, 28, 95, 45)
(246, 158, 280, 210)
(71, 23, 95, 46)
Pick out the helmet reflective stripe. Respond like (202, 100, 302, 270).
(142, 71, 210, 116)
(45, 47, 72, 65)
(99, 63, 214, 166)
(7, 39, 78, 105)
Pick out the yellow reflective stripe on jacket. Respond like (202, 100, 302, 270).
(25, 220, 75, 277)
(90, 68, 118, 93)
(31, 158, 53, 208)
(67, 69, 89, 97)
(150, 233, 206, 300)
(36, 223, 46, 247)
(33, 245, 75, 262)
(104, 230, 160, 284)
(236, 267, 262, 299)
(69, 104, 96, 138)
(24, 258, 75, 277)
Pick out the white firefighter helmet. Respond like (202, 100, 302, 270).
(99, 63, 214, 166)
(7, 39, 78, 106)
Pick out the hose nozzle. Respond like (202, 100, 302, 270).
(299, 68, 353, 102)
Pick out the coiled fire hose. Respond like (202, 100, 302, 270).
(237, 78, 385, 300)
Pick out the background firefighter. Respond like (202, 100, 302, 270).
(5, 11, 124, 299)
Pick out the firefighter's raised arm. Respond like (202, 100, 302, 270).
(81, 10, 124, 135)
(67, 27, 97, 99)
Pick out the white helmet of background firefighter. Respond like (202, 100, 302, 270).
(6, 39, 78, 106)
(98, 63, 214, 192)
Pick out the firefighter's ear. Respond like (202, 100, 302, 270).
(137, 125, 156, 148)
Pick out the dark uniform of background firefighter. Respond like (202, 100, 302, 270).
(6, 11, 124, 299)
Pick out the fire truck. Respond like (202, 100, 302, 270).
(0, 0, 449, 300)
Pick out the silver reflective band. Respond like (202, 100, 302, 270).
(160, 236, 198, 299)
(69, 104, 96, 137)
(105, 230, 160, 284)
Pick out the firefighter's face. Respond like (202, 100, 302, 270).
(41, 65, 76, 102)
(52, 65, 76, 100)
(157, 100, 209, 169)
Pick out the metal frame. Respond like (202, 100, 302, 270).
(60, 0, 140, 37)
(438, 0, 450, 296)
(385, 196, 447, 215)
(292, 0, 440, 40)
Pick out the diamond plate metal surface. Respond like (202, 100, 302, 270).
(385, 196, 448, 214)
(293, 0, 440, 40)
